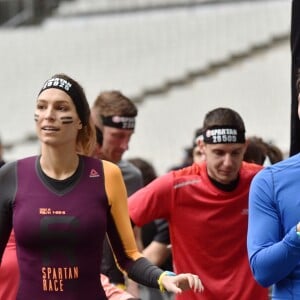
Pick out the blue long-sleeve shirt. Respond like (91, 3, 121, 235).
(247, 153, 300, 299)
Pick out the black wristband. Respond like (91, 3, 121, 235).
(127, 257, 163, 288)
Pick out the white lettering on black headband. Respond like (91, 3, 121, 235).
(101, 115, 135, 130)
(38, 77, 88, 125)
(203, 126, 245, 144)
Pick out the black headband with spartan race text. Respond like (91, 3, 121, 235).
(203, 126, 245, 144)
(101, 115, 135, 130)
(38, 77, 88, 125)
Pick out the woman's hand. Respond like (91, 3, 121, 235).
(161, 272, 204, 294)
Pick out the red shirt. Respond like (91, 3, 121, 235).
(128, 161, 268, 300)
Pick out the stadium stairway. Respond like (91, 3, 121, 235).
(0, 0, 291, 168)
(42, 0, 290, 101)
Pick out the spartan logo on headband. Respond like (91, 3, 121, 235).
(101, 115, 135, 130)
(38, 76, 88, 126)
(40, 78, 72, 92)
(204, 126, 245, 144)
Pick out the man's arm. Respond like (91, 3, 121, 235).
(128, 173, 174, 226)
(143, 241, 171, 266)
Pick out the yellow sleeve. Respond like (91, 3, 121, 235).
(102, 160, 143, 263)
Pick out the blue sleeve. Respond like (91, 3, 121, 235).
(247, 168, 300, 287)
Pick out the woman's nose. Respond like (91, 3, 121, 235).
(44, 107, 55, 120)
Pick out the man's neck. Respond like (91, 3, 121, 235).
(208, 175, 239, 192)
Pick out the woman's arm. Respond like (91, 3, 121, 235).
(102, 161, 204, 294)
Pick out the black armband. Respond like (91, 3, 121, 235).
(127, 257, 163, 288)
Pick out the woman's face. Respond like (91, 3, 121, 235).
(35, 88, 82, 148)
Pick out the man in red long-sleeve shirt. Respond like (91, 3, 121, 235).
(128, 107, 268, 300)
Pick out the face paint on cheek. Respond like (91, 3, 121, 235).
(34, 114, 39, 122)
(60, 116, 74, 124)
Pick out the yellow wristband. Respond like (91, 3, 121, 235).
(115, 283, 126, 290)
(157, 271, 176, 292)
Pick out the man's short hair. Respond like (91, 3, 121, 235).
(203, 107, 245, 132)
(93, 90, 137, 117)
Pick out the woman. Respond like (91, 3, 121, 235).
(0, 74, 203, 299)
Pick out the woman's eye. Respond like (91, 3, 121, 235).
(58, 105, 67, 111)
(37, 104, 45, 110)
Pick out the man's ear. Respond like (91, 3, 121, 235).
(198, 139, 206, 153)
(242, 139, 249, 154)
